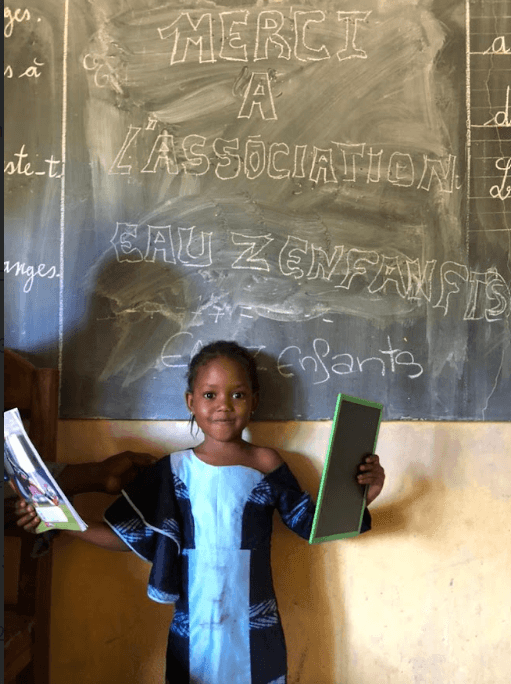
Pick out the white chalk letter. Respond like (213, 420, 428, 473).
(335, 11, 371, 61)
(238, 72, 277, 120)
(158, 12, 215, 65)
(145, 226, 176, 263)
(231, 233, 273, 271)
(254, 11, 291, 61)
(219, 11, 249, 62)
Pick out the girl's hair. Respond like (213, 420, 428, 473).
(186, 340, 260, 395)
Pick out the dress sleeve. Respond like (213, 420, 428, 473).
(104, 456, 182, 604)
(268, 464, 316, 541)
(360, 507, 372, 533)
(269, 463, 372, 541)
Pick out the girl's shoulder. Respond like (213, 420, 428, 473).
(250, 445, 284, 475)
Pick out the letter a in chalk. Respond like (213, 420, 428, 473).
(238, 72, 277, 120)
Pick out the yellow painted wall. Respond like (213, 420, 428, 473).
(51, 420, 511, 683)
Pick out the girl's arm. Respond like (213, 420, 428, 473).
(11, 451, 155, 532)
(13, 498, 130, 551)
(56, 451, 155, 495)
(63, 522, 130, 552)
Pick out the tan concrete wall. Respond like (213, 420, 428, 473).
(51, 420, 511, 683)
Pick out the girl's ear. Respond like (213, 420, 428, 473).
(185, 392, 193, 412)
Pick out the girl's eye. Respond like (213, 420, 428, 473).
(204, 392, 215, 399)
(232, 392, 244, 399)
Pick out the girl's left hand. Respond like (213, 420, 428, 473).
(357, 454, 385, 505)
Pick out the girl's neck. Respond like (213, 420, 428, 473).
(193, 438, 253, 466)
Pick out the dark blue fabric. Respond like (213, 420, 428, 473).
(361, 506, 372, 533)
(104, 456, 182, 603)
(266, 464, 317, 540)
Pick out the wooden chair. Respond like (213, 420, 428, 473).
(4, 349, 59, 684)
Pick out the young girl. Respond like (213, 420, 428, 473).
(14, 340, 385, 684)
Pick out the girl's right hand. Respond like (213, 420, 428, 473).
(13, 495, 41, 533)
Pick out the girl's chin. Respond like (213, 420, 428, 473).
(206, 424, 245, 439)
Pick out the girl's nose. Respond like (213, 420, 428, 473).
(218, 394, 233, 410)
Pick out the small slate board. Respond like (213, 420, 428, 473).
(309, 394, 383, 544)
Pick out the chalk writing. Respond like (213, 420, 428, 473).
(4, 261, 60, 293)
(238, 73, 278, 120)
(4, 145, 62, 177)
(161, 331, 199, 369)
(108, 125, 459, 193)
(231, 233, 273, 271)
(489, 157, 511, 200)
(277, 336, 424, 382)
(160, 333, 424, 383)
(483, 36, 511, 55)
(4, 6, 31, 38)
(465, 268, 510, 322)
(82, 52, 123, 94)
(109, 223, 212, 267)
(484, 86, 511, 127)
(106, 222, 510, 321)
(157, 9, 371, 66)
(4, 58, 44, 79)
(178, 227, 213, 267)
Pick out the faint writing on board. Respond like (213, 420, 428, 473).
(159, 332, 424, 384)
(469, 6, 511, 212)
(4, 144, 62, 178)
(4, 8, 46, 79)
(4, 7, 31, 38)
(4, 261, 60, 293)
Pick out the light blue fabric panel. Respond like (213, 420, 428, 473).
(172, 450, 263, 550)
(173, 450, 264, 684)
(186, 547, 251, 683)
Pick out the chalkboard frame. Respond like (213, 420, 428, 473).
(309, 394, 383, 545)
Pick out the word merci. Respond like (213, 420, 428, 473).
(110, 223, 510, 322)
(110, 127, 459, 193)
(4, 260, 60, 293)
(160, 331, 423, 382)
(157, 9, 371, 66)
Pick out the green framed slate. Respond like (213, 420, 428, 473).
(309, 394, 383, 544)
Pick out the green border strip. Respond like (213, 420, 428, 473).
(309, 393, 383, 544)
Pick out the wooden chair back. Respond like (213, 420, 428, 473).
(4, 349, 59, 684)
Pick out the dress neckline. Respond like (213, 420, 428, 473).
(188, 448, 285, 478)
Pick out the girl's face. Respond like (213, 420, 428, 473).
(186, 356, 258, 443)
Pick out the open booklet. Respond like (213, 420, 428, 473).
(4, 408, 87, 533)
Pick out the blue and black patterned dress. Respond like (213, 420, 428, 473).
(104, 448, 369, 684)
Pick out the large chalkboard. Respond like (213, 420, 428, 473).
(4, 0, 510, 420)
